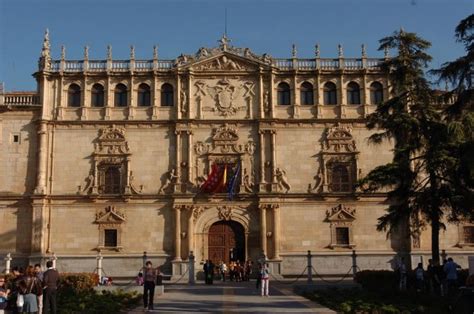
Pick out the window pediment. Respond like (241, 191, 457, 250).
(326, 204, 356, 222)
(95, 206, 126, 224)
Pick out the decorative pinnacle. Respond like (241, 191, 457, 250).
(315, 44, 320, 58)
(338, 44, 343, 57)
(130, 45, 135, 59)
(84, 46, 89, 60)
(107, 45, 112, 60)
(60, 45, 66, 60)
(153, 45, 158, 60)
(292, 44, 297, 58)
(218, 34, 231, 51)
(361, 44, 367, 58)
(41, 28, 51, 58)
(384, 46, 390, 58)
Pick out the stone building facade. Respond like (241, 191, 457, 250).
(1, 31, 473, 277)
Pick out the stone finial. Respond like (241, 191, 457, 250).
(315, 44, 320, 58)
(39, 28, 52, 70)
(361, 44, 367, 58)
(84, 46, 89, 60)
(130, 45, 135, 59)
(218, 34, 231, 51)
(41, 28, 51, 58)
(384, 46, 390, 58)
(107, 45, 112, 60)
(338, 44, 343, 57)
(60, 45, 66, 61)
(153, 45, 158, 60)
(292, 44, 297, 58)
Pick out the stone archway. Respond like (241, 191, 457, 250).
(208, 220, 245, 265)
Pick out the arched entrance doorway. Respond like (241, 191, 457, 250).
(208, 221, 245, 264)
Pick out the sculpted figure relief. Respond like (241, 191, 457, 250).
(274, 167, 291, 193)
(158, 168, 179, 194)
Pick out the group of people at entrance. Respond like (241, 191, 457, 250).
(203, 259, 271, 296)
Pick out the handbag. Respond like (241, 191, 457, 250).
(16, 293, 24, 308)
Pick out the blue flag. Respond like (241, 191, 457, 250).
(227, 164, 240, 200)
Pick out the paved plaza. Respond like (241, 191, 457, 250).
(127, 281, 335, 313)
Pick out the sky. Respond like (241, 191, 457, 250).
(0, 0, 472, 91)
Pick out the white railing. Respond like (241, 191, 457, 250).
(45, 57, 384, 72)
(344, 59, 363, 70)
(89, 60, 107, 71)
(320, 59, 339, 69)
(111, 60, 129, 71)
(135, 60, 153, 71)
(4, 93, 40, 106)
(65, 61, 83, 72)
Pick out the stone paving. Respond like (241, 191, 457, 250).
(127, 281, 335, 313)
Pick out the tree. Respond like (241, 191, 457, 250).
(359, 29, 466, 264)
(432, 14, 474, 217)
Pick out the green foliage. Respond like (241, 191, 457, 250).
(305, 287, 451, 314)
(57, 288, 142, 314)
(59, 273, 100, 293)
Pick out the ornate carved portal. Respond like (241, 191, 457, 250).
(194, 124, 256, 194)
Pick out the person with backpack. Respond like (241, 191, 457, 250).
(260, 263, 270, 297)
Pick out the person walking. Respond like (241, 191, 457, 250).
(34, 264, 44, 314)
(398, 257, 407, 291)
(443, 257, 461, 297)
(415, 263, 424, 292)
(0, 275, 10, 314)
(219, 261, 227, 282)
(260, 263, 270, 297)
(18, 265, 42, 314)
(143, 261, 159, 311)
(42, 261, 59, 314)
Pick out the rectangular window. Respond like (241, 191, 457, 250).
(104, 229, 118, 247)
(335, 227, 350, 245)
(12, 133, 20, 144)
(464, 226, 474, 244)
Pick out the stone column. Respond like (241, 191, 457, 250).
(272, 205, 281, 260)
(292, 74, 299, 118)
(187, 71, 193, 118)
(176, 74, 181, 119)
(105, 76, 112, 120)
(187, 131, 193, 188)
(270, 130, 277, 186)
(175, 130, 182, 192)
(128, 76, 135, 120)
(269, 71, 275, 118)
(258, 69, 264, 118)
(187, 207, 194, 254)
(35, 122, 48, 194)
(258, 130, 266, 191)
(174, 206, 182, 261)
(260, 205, 267, 255)
(81, 75, 89, 120)
(152, 74, 159, 119)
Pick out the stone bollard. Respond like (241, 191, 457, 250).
(352, 250, 358, 280)
(142, 251, 147, 268)
(52, 253, 57, 269)
(96, 252, 103, 280)
(4, 253, 12, 274)
(188, 251, 195, 285)
(307, 250, 313, 284)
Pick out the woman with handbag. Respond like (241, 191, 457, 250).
(18, 266, 42, 314)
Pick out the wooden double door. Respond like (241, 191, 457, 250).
(208, 221, 245, 265)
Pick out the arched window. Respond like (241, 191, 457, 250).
(91, 84, 104, 107)
(68, 84, 81, 107)
(114, 84, 128, 107)
(161, 83, 174, 106)
(138, 83, 151, 107)
(323, 82, 337, 105)
(300, 82, 314, 105)
(277, 82, 291, 105)
(370, 82, 384, 105)
(347, 82, 361, 105)
(102, 166, 121, 194)
(330, 165, 350, 192)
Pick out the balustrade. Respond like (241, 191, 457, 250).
(4, 93, 40, 106)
